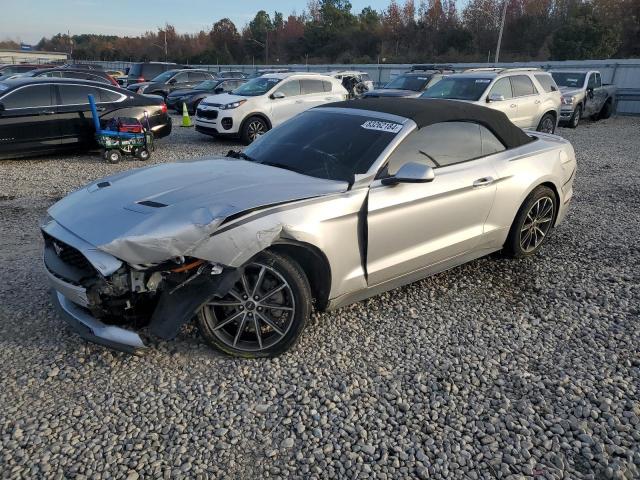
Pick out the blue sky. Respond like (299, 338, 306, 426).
(1, 0, 394, 44)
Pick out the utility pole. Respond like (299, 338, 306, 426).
(164, 29, 168, 62)
(495, 0, 508, 63)
(265, 31, 269, 65)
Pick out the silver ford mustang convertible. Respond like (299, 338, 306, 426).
(42, 98, 576, 357)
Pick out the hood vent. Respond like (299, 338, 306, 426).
(137, 200, 168, 208)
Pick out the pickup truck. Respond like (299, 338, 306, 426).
(550, 70, 616, 128)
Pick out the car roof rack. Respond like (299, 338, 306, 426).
(464, 67, 543, 74)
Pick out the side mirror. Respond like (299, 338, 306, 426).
(381, 162, 435, 186)
(487, 93, 505, 103)
(214, 87, 224, 94)
(271, 91, 285, 100)
(168, 78, 177, 85)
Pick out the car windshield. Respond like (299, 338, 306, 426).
(0, 82, 8, 92)
(384, 74, 431, 91)
(241, 110, 402, 183)
(151, 70, 179, 82)
(232, 77, 281, 96)
(421, 77, 491, 101)
(551, 72, 586, 88)
(195, 79, 220, 90)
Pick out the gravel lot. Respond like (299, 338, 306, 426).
(0, 114, 638, 479)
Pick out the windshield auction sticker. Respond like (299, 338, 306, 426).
(361, 120, 403, 133)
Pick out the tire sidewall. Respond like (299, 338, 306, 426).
(505, 186, 557, 258)
(537, 113, 556, 134)
(197, 251, 311, 358)
(570, 105, 582, 128)
(240, 116, 268, 145)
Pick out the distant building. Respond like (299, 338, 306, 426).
(0, 49, 69, 64)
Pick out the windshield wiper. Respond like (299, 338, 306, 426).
(226, 150, 257, 162)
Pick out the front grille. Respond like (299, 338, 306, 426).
(197, 108, 218, 120)
(43, 232, 94, 272)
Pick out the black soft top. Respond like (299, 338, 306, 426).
(320, 98, 534, 149)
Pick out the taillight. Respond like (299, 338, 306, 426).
(138, 77, 145, 83)
(161, 103, 167, 114)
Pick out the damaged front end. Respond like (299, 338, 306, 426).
(42, 222, 239, 353)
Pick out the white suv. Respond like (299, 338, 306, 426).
(195, 72, 348, 144)
(421, 68, 561, 133)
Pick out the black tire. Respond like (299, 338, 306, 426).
(240, 116, 269, 145)
(568, 104, 582, 129)
(504, 185, 557, 258)
(136, 148, 150, 161)
(196, 251, 311, 358)
(190, 99, 202, 115)
(536, 112, 556, 134)
(106, 149, 121, 164)
(598, 99, 613, 120)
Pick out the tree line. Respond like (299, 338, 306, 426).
(2, 0, 638, 64)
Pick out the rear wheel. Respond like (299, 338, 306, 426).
(536, 113, 556, 134)
(197, 251, 311, 358)
(504, 186, 557, 258)
(240, 116, 269, 145)
(568, 104, 582, 128)
(105, 149, 121, 164)
(598, 100, 613, 120)
(135, 148, 150, 161)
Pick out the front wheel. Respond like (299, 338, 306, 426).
(196, 251, 311, 358)
(598, 100, 613, 120)
(536, 113, 556, 134)
(240, 116, 269, 145)
(568, 104, 582, 129)
(504, 186, 557, 258)
(105, 149, 121, 164)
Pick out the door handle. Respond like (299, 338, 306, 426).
(41, 110, 56, 115)
(510, 104, 517, 108)
(534, 99, 541, 104)
(96, 106, 106, 112)
(473, 177, 494, 187)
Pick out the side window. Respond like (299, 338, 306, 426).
(479, 125, 506, 156)
(323, 81, 333, 92)
(489, 77, 513, 99)
(534, 74, 557, 93)
(381, 122, 484, 176)
(2, 85, 52, 109)
(57, 84, 101, 105)
(594, 73, 602, 88)
(98, 88, 123, 103)
(41, 71, 62, 78)
(188, 71, 208, 82)
(587, 73, 597, 89)
(511, 75, 537, 97)
(301, 79, 325, 95)
(275, 80, 301, 97)
(172, 72, 189, 83)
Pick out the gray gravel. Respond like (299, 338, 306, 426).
(0, 115, 639, 479)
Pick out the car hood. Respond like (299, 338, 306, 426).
(48, 158, 347, 264)
(363, 89, 421, 98)
(202, 92, 248, 105)
(558, 86, 582, 97)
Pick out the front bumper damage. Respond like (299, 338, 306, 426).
(43, 220, 239, 353)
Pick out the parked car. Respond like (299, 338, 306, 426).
(42, 98, 576, 356)
(166, 78, 247, 114)
(127, 62, 185, 85)
(0, 63, 54, 81)
(106, 70, 127, 86)
(0, 78, 171, 159)
(218, 70, 248, 79)
(195, 72, 347, 144)
(61, 63, 104, 71)
(127, 69, 215, 99)
(363, 67, 453, 98)
(246, 68, 290, 79)
(550, 70, 616, 128)
(327, 70, 374, 98)
(19, 68, 119, 86)
(422, 68, 561, 133)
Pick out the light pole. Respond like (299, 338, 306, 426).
(495, 0, 508, 63)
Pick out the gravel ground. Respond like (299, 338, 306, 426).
(0, 115, 638, 479)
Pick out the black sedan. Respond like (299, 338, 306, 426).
(0, 78, 171, 160)
(18, 68, 119, 86)
(166, 78, 246, 114)
(126, 69, 214, 99)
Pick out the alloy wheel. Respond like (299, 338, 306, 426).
(201, 262, 295, 352)
(247, 120, 266, 141)
(540, 117, 555, 133)
(520, 196, 554, 253)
